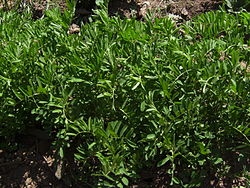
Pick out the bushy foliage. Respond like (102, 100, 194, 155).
(0, 4, 249, 187)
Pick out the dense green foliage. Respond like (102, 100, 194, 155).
(0, 3, 249, 187)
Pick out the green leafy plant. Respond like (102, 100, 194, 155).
(0, 3, 249, 187)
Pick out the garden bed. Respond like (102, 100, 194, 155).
(0, 0, 249, 187)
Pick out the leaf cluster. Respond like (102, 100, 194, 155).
(0, 5, 249, 187)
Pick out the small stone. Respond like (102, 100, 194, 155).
(181, 7, 188, 16)
(55, 160, 63, 180)
(240, 61, 250, 72)
(23, 172, 29, 178)
(25, 177, 32, 185)
(68, 24, 80, 34)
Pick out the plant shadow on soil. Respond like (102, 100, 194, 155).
(0, 0, 249, 187)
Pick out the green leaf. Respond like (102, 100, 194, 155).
(0, 75, 11, 85)
(121, 177, 129, 186)
(132, 82, 140, 90)
(231, 79, 237, 93)
(198, 159, 206, 166)
(172, 177, 180, 184)
(157, 155, 171, 167)
(244, 128, 250, 135)
(59, 147, 64, 158)
(140, 101, 146, 111)
(88, 142, 96, 149)
(97, 92, 112, 98)
(117, 183, 123, 188)
(37, 86, 47, 94)
(67, 77, 84, 83)
(198, 142, 211, 155)
(146, 134, 156, 140)
(52, 109, 62, 113)
(12, 89, 24, 100)
(214, 157, 223, 165)
(6, 97, 16, 106)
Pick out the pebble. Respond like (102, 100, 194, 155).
(25, 177, 32, 185)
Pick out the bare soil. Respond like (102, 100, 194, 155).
(1, 0, 249, 187)
(3, 0, 222, 21)
(0, 129, 67, 188)
(108, 0, 222, 19)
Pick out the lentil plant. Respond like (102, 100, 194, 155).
(0, 2, 249, 187)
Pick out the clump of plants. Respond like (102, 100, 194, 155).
(0, 1, 249, 187)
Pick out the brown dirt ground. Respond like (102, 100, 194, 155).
(108, 0, 222, 19)
(1, 0, 249, 187)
